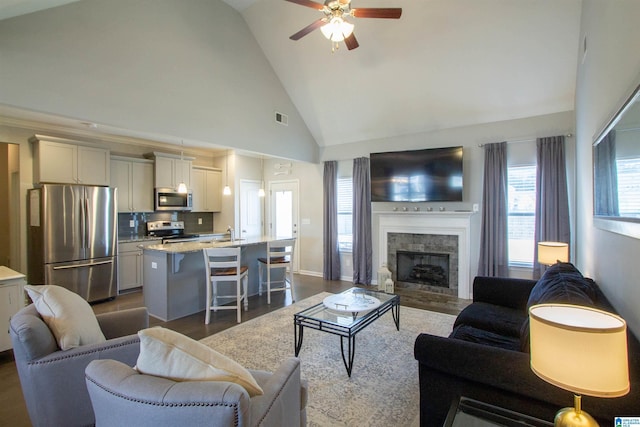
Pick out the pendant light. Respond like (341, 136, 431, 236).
(223, 150, 231, 196)
(177, 140, 188, 193)
(258, 156, 265, 197)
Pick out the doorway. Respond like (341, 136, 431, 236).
(0, 143, 20, 269)
(239, 179, 263, 239)
(268, 180, 299, 272)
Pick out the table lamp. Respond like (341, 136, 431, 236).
(529, 304, 629, 427)
(538, 242, 569, 266)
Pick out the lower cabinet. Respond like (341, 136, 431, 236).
(118, 241, 157, 293)
(0, 268, 26, 351)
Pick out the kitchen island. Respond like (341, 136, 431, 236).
(143, 237, 289, 321)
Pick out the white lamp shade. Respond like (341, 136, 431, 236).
(177, 182, 188, 194)
(529, 304, 629, 397)
(537, 241, 569, 265)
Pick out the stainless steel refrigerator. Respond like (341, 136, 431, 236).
(27, 184, 118, 302)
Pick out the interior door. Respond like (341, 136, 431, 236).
(268, 180, 299, 271)
(239, 179, 263, 239)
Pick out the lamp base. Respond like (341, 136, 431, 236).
(554, 406, 599, 427)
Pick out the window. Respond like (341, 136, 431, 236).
(617, 157, 640, 218)
(508, 165, 536, 267)
(337, 177, 353, 252)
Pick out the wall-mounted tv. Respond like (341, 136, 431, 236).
(370, 146, 463, 202)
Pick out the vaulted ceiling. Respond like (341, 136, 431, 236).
(0, 0, 582, 149)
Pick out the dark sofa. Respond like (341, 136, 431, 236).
(414, 263, 640, 427)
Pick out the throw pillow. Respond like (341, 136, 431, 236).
(526, 262, 597, 308)
(24, 285, 106, 351)
(136, 327, 263, 397)
(521, 263, 598, 352)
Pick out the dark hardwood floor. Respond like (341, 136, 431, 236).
(0, 275, 469, 426)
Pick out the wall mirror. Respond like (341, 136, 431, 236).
(593, 81, 640, 239)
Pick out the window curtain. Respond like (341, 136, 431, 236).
(323, 161, 340, 280)
(594, 130, 619, 216)
(477, 142, 509, 277)
(352, 157, 372, 285)
(533, 136, 571, 278)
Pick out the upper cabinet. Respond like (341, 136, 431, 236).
(192, 167, 222, 212)
(111, 156, 154, 213)
(148, 152, 194, 191)
(31, 135, 110, 186)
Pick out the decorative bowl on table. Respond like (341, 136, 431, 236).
(323, 289, 381, 316)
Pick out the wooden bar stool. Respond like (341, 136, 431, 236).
(258, 239, 296, 304)
(202, 247, 248, 324)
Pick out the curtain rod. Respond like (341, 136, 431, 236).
(478, 133, 573, 147)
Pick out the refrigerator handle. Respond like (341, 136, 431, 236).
(52, 259, 113, 270)
(85, 197, 91, 249)
(80, 196, 86, 249)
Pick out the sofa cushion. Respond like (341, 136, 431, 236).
(136, 327, 263, 397)
(24, 285, 106, 351)
(454, 302, 527, 337)
(449, 324, 521, 351)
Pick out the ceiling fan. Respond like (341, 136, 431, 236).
(286, 0, 402, 51)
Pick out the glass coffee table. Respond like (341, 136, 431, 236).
(294, 287, 400, 377)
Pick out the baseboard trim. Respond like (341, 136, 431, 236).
(298, 269, 322, 278)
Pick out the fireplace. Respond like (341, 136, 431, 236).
(387, 232, 458, 295)
(377, 211, 475, 299)
(397, 250, 450, 288)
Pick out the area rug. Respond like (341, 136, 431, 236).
(199, 292, 456, 427)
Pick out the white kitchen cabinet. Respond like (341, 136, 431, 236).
(117, 240, 157, 293)
(31, 135, 110, 186)
(111, 156, 154, 212)
(0, 266, 26, 351)
(149, 152, 194, 191)
(191, 167, 222, 212)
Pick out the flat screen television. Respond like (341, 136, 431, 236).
(370, 146, 463, 202)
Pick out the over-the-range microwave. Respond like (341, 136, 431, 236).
(155, 188, 193, 211)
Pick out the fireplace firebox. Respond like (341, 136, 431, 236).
(397, 250, 450, 288)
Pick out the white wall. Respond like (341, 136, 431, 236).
(575, 1, 640, 337)
(0, 0, 319, 162)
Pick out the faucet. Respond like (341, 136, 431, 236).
(227, 226, 234, 242)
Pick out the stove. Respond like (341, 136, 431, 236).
(146, 220, 200, 244)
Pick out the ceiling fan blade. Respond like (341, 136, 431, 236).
(352, 8, 402, 19)
(344, 33, 359, 50)
(289, 18, 326, 40)
(284, 0, 325, 10)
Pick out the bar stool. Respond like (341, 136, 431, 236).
(258, 238, 296, 304)
(202, 247, 248, 324)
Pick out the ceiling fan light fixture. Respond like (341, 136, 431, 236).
(320, 17, 353, 42)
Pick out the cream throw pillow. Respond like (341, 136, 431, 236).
(136, 327, 263, 397)
(25, 285, 106, 351)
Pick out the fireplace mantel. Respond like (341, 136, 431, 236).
(376, 211, 475, 299)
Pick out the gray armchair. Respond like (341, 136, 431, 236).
(85, 357, 308, 427)
(10, 304, 148, 427)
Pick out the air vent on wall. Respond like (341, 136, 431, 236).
(275, 111, 288, 126)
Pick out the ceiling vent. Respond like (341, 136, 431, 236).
(275, 112, 288, 126)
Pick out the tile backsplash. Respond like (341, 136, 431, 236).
(117, 211, 215, 238)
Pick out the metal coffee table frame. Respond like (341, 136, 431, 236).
(294, 287, 400, 377)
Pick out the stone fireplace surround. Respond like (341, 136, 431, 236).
(377, 211, 474, 299)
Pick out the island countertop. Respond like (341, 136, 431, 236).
(144, 236, 286, 254)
